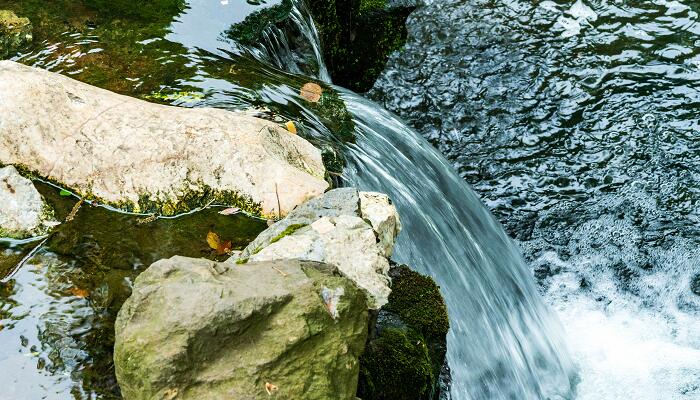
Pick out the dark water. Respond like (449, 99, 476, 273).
(369, 0, 700, 398)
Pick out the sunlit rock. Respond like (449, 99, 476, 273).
(0, 61, 328, 217)
(114, 256, 368, 400)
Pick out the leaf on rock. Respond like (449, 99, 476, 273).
(265, 382, 278, 396)
(69, 287, 89, 298)
(300, 82, 322, 103)
(207, 231, 233, 255)
(285, 121, 297, 134)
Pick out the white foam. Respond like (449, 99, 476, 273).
(546, 273, 700, 399)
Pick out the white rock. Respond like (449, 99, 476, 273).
(248, 215, 391, 308)
(359, 191, 401, 257)
(0, 166, 56, 238)
(236, 188, 401, 308)
(0, 61, 328, 217)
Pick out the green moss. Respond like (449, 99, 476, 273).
(235, 258, 249, 265)
(358, 327, 434, 400)
(225, 0, 293, 46)
(385, 265, 449, 341)
(269, 223, 307, 243)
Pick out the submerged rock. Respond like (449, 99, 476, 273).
(0, 61, 328, 217)
(0, 166, 57, 239)
(358, 264, 450, 400)
(235, 188, 401, 308)
(114, 256, 368, 400)
(0, 10, 32, 59)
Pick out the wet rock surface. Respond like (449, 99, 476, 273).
(114, 256, 368, 400)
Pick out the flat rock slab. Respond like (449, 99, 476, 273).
(114, 256, 368, 400)
(0, 61, 328, 217)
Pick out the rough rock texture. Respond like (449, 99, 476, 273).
(236, 188, 401, 308)
(0, 166, 57, 239)
(0, 61, 328, 217)
(358, 264, 450, 400)
(0, 10, 32, 59)
(114, 256, 368, 400)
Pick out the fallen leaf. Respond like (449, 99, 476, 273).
(218, 207, 241, 215)
(164, 388, 178, 400)
(207, 231, 233, 255)
(265, 382, 278, 396)
(69, 287, 89, 298)
(300, 82, 322, 103)
(285, 121, 297, 134)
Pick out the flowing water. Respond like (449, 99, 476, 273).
(369, 0, 700, 398)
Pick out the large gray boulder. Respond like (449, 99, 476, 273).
(0, 166, 57, 238)
(114, 256, 368, 400)
(235, 188, 401, 308)
(0, 61, 328, 217)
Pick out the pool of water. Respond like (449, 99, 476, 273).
(369, 0, 700, 398)
(0, 183, 267, 399)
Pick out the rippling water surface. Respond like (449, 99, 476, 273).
(369, 0, 700, 398)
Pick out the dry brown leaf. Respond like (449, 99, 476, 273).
(163, 388, 178, 400)
(69, 287, 89, 298)
(207, 231, 233, 255)
(285, 121, 297, 134)
(265, 382, 278, 396)
(300, 82, 322, 103)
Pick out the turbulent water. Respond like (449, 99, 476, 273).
(369, 0, 700, 398)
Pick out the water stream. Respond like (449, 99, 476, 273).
(7, 0, 691, 398)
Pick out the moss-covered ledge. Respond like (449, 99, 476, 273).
(358, 263, 450, 400)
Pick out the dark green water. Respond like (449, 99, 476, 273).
(369, 0, 700, 398)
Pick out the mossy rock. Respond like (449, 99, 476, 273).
(385, 264, 450, 340)
(306, 0, 415, 92)
(358, 264, 449, 400)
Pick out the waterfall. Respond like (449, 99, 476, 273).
(241, 1, 578, 398)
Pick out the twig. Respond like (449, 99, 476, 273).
(275, 183, 281, 220)
(272, 266, 288, 277)
(65, 198, 84, 223)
